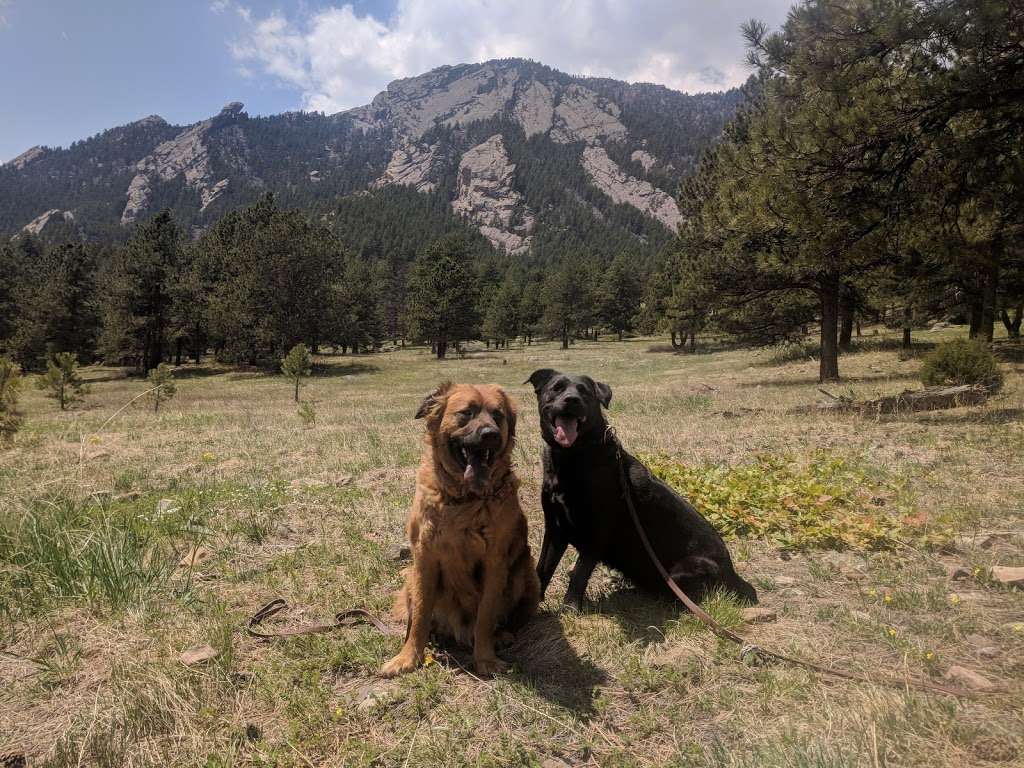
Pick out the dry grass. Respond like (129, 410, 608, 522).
(1, 326, 1023, 767)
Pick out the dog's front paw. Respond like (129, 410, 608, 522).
(380, 649, 423, 677)
(560, 595, 584, 614)
(474, 654, 509, 677)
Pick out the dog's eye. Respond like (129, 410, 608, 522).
(552, 380, 567, 392)
(491, 410, 504, 423)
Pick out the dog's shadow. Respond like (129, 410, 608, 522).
(503, 610, 606, 717)
(593, 587, 688, 645)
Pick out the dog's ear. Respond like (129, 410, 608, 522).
(588, 378, 613, 409)
(415, 381, 452, 420)
(524, 368, 557, 393)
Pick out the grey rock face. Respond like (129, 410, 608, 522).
(21, 209, 74, 235)
(581, 147, 682, 231)
(631, 149, 657, 172)
(451, 135, 533, 254)
(375, 141, 438, 192)
(121, 103, 248, 223)
(6, 146, 45, 170)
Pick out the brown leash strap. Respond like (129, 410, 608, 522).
(247, 598, 405, 639)
(607, 428, 987, 700)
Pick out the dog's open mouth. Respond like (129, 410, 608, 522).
(452, 441, 493, 485)
(551, 413, 585, 448)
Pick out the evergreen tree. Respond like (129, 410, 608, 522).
(482, 272, 521, 348)
(147, 363, 177, 413)
(98, 211, 180, 372)
(541, 256, 594, 349)
(281, 343, 312, 402)
(403, 235, 480, 359)
(200, 194, 340, 363)
(597, 253, 643, 341)
(37, 352, 86, 410)
(0, 356, 22, 444)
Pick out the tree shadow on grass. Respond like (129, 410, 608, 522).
(907, 407, 1024, 426)
(737, 371, 911, 389)
(312, 361, 380, 378)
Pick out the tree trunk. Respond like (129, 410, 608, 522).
(561, 329, 569, 350)
(688, 331, 696, 353)
(902, 304, 913, 350)
(839, 295, 854, 352)
(819, 280, 841, 382)
(436, 339, 447, 360)
(968, 295, 984, 338)
(294, 379, 299, 403)
(981, 239, 1001, 343)
(856, 319, 861, 337)
(175, 338, 183, 366)
(1001, 304, 1022, 339)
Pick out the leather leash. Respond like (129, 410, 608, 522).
(247, 598, 406, 639)
(605, 426, 988, 700)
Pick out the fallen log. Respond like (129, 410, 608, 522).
(816, 384, 989, 415)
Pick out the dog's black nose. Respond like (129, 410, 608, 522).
(478, 427, 501, 447)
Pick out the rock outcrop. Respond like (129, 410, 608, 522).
(121, 102, 248, 224)
(7, 146, 45, 170)
(451, 135, 533, 254)
(631, 149, 657, 173)
(375, 141, 438, 192)
(345, 63, 626, 146)
(550, 85, 627, 145)
(581, 146, 682, 231)
(22, 209, 74, 235)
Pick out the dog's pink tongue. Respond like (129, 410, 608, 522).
(554, 416, 578, 447)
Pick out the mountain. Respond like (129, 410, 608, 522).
(0, 58, 742, 258)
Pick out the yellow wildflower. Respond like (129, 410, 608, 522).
(883, 593, 893, 604)
(948, 593, 960, 606)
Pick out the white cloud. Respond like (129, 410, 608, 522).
(226, 0, 792, 114)
(0, 0, 12, 30)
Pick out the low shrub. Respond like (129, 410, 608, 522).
(919, 338, 1004, 392)
(645, 452, 950, 550)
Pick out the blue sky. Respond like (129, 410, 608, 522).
(0, 0, 791, 163)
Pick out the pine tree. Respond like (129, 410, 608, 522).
(281, 343, 312, 402)
(597, 253, 643, 341)
(541, 256, 593, 349)
(98, 211, 180, 372)
(147, 363, 177, 413)
(0, 356, 22, 443)
(403, 235, 480, 359)
(482, 272, 521, 347)
(37, 352, 86, 410)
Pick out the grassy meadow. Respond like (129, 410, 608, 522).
(2, 327, 1023, 767)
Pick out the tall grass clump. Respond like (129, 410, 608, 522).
(919, 338, 1004, 392)
(0, 497, 176, 621)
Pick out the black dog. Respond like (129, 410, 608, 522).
(527, 368, 757, 611)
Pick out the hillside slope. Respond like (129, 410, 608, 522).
(0, 58, 742, 257)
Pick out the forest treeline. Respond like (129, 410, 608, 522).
(0, 193, 648, 370)
(658, 0, 1023, 381)
(1, 0, 1021, 380)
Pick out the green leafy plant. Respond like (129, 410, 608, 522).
(645, 452, 950, 551)
(146, 363, 177, 413)
(0, 356, 23, 444)
(281, 343, 312, 402)
(36, 352, 87, 410)
(919, 338, 1003, 392)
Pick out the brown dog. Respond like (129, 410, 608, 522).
(381, 382, 540, 677)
